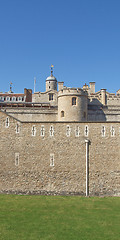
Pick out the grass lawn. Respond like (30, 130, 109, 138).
(0, 195, 120, 240)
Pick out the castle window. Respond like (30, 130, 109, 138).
(18, 97, 22, 102)
(0, 96, 4, 101)
(15, 153, 19, 166)
(50, 153, 54, 167)
(49, 94, 53, 101)
(83, 112, 86, 119)
(101, 126, 105, 137)
(50, 126, 54, 136)
(32, 126, 36, 136)
(5, 117, 9, 128)
(6, 96, 10, 101)
(41, 125, 45, 137)
(61, 111, 64, 117)
(84, 125, 88, 137)
(72, 97, 76, 105)
(16, 124, 19, 133)
(12, 97, 16, 101)
(66, 125, 71, 137)
(110, 126, 115, 137)
(75, 126, 80, 137)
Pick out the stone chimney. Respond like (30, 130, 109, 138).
(58, 82, 64, 91)
(24, 88, 32, 102)
(101, 89, 106, 105)
(89, 82, 95, 94)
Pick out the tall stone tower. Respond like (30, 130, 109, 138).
(46, 65, 57, 91)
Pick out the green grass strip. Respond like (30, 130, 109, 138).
(0, 195, 120, 240)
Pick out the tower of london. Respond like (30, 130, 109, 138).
(0, 66, 120, 196)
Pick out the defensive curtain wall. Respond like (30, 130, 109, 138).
(0, 110, 120, 196)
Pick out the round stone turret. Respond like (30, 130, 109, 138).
(58, 88, 88, 121)
(46, 67, 57, 91)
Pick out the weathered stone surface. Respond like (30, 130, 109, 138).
(0, 111, 120, 196)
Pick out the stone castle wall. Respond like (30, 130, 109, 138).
(0, 111, 120, 196)
(4, 108, 57, 122)
(32, 91, 58, 106)
(88, 105, 120, 122)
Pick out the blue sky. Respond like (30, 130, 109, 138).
(0, 0, 120, 94)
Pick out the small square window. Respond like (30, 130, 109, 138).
(75, 126, 80, 137)
(5, 117, 9, 128)
(49, 94, 53, 101)
(6, 96, 10, 101)
(15, 153, 19, 166)
(72, 97, 76, 105)
(18, 97, 22, 101)
(41, 125, 45, 136)
(101, 126, 105, 137)
(0, 96, 4, 101)
(83, 112, 86, 119)
(66, 125, 71, 137)
(16, 124, 19, 133)
(84, 125, 89, 137)
(61, 111, 64, 117)
(50, 153, 54, 166)
(32, 126, 36, 136)
(12, 97, 16, 101)
(50, 126, 54, 136)
(110, 126, 115, 137)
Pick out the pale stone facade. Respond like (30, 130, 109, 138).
(0, 68, 120, 196)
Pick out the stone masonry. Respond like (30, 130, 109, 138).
(0, 111, 120, 196)
(0, 67, 120, 196)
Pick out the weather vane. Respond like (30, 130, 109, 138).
(51, 64, 54, 76)
(9, 82, 13, 93)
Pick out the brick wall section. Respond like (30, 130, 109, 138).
(24, 88, 32, 102)
(0, 111, 120, 196)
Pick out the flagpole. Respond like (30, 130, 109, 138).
(34, 77, 36, 93)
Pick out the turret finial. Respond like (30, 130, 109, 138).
(9, 82, 13, 93)
(51, 64, 54, 76)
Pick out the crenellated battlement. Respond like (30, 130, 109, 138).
(58, 87, 87, 96)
